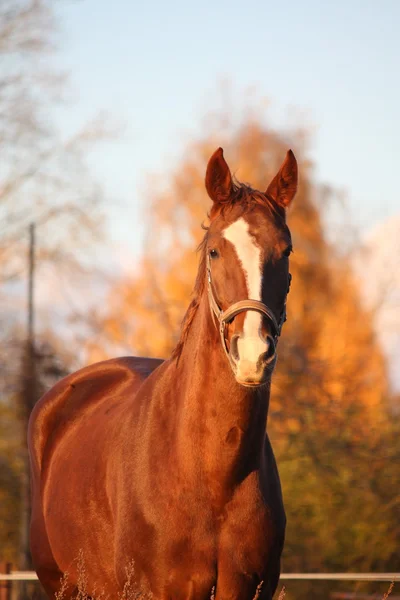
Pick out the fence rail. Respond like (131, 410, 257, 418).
(281, 574, 399, 582)
(0, 572, 398, 582)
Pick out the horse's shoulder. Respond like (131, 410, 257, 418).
(28, 356, 164, 473)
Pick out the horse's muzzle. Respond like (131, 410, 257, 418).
(230, 333, 276, 387)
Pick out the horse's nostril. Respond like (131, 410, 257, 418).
(230, 334, 240, 362)
(260, 335, 276, 365)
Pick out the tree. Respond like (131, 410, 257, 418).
(0, 0, 111, 286)
(89, 97, 399, 590)
(0, 0, 114, 569)
(0, 402, 21, 564)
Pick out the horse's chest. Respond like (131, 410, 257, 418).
(173, 478, 275, 566)
(218, 477, 277, 572)
(159, 481, 277, 600)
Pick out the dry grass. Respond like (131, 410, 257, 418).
(277, 585, 286, 600)
(382, 581, 395, 600)
(54, 551, 151, 600)
(118, 560, 151, 600)
(253, 580, 264, 600)
(54, 572, 70, 600)
(51, 556, 395, 600)
(52, 550, 271, 600)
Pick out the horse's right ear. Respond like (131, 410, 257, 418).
(205, 147, 233, 204)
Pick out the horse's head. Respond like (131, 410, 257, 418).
(205, 147, 297, 387)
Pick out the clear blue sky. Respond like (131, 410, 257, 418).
(55, 0, 400, 259)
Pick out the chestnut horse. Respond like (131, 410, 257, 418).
(29, 147, 297, 600)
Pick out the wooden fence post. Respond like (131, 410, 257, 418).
(0, 563, 12, 600)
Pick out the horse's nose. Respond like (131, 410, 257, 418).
(229, 333, 276, 385)
(230, 334, 275, 365)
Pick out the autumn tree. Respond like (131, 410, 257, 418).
(0, 0, 113, 568)
(0, 332, 71, 565)
(90, 98, 399, 589)
(0, 0, 111, 287)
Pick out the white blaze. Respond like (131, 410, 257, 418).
(223, 218, 266, 368)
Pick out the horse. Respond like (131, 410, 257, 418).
(29, 147, 298, 600)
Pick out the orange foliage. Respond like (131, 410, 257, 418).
(85, 100, 399, 581)
(90, 108, 387, 433)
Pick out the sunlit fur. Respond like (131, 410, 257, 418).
(171, 184, 286, 362)
(223, 217, 267, 375)
(29, 149, 296, 600)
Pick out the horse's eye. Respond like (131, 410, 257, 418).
(283, 245, 293, 258)
(209, 249, 219, 259)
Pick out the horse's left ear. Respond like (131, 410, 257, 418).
(205, 147, 233, 204)
(266, 150, 298, 208)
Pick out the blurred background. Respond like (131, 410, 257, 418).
(0, 0, 399, 599)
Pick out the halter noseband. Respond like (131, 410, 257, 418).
(206, 254, 291, 370)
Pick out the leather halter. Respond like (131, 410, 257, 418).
(206, 254, 291, 370)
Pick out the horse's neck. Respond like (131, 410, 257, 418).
(174, 294, 271, 504)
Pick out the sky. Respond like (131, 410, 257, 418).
(53, 0, 400, 261)
(354, 215, 400, 392)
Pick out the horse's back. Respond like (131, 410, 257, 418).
(29, 356, 163, 474)
(28, 355, 163, 597)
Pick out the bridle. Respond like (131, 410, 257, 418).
(206, 253, 291, 370)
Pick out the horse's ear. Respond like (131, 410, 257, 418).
(205, 147, 233, 204)
(266, 150, 298, 208)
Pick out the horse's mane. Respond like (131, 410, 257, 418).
(171, 232, 208, 362)
(171, 182, 286, 362)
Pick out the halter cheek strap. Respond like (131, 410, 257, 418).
(206, 254, 291, 368)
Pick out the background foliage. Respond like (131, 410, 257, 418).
(86, 112, 399, 586)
